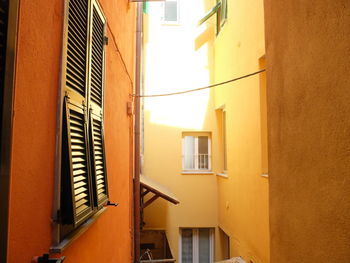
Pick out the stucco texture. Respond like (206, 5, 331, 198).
(264, 0, 350, 262)
(213, 0, 269, 262)
(142, 0, 220, 261)
(7, 0, 135, 262)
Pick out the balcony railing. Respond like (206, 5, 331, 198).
(183, 154, 210, 170)
(198, 154, 209, 169)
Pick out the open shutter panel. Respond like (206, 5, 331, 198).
(65, 100, 94, 225)
(88, 1, 108, 207)
(62, 0, 94, 226)
(66, 0, 89, 99)
(90, 4, 104, 108)
(90, 113, 108, 206)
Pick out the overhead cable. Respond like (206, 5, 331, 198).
(132, 69, 266, 98)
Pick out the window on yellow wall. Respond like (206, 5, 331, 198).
(259, 55, 268, 177)
(180, 228, 214, 263)
(198, 0, 227, 35)
(217, 0, 227, 30)
(222, 110, 227, 172)
(216, 108, 227, 175)
(161, 0, 180, 24)
(182, 133, 211, 171)
(51, 0, 110, 251)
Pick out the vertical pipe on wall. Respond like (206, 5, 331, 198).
(134, 2, 143, 263)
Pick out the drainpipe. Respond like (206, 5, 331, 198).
(134, 2, 143, 263)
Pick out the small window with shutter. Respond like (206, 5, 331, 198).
(198, 0, 227, 35)
(161, 0, 180, 24)
(59, 0, 108, 240)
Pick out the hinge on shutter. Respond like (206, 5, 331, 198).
(82, 102, 87, 124)
(103, 36, 109, 45)
(52, 210, 61, 224)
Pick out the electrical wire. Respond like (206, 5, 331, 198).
(133, 69, 266, 98)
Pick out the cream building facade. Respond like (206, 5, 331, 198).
(142, 0, 268, 262)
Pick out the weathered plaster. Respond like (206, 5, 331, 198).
(264, 0, 350, 262)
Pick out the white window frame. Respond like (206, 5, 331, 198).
(161, 0, 180, 24)
(182, 133, 212, 172)
(222, 109, 227, 172)
(179, 228, 214, 263)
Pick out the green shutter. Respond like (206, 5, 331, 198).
(66, 0, 89, 99)
(64, 100, 94, 225)
(61, 0, 108, 228)
(62, 0, 94, 226)
(198, 0, 227, 35)
(198, 1, 221, 26)
(89, 4, 105, 108)
(90, 113, 108, 207)
(88, 1, 108, 207)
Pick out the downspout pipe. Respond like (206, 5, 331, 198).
(134, 2, 143, 263)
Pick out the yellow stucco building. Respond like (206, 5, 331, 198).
(142, 0, 268, 262)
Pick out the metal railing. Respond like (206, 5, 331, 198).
(184, 154, 210, 170)
(198, 154, 209, 169)
(140, 249, 176, 263)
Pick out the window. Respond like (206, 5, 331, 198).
(180, 228, 214, 263)
(219, 228, 230, 260)
(162, 0, 180, 23)
(198, 0, 227, 35)
(217, 0, 227, 29)
(58, 0, 108, 241)
(259, 56, 268, 177)
(221, 110, 227, 172)
(182, 133, 211, 171)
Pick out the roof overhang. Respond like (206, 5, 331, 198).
(140, 175, 179, 208)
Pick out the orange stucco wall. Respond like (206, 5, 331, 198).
(7, 0, 135, 262)
(264, 0, 350, 262)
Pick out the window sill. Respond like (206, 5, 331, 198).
(216, 173, 228, 178)
(50, 207, 107, 253)
(161, 22, 181, 26)
(181, 171, 214, 175)
(261, 173, 269, 178)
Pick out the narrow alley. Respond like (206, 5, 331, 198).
(0, 0, 349, 263)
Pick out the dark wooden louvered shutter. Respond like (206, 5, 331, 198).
(66, 0, 89, 100)
(64, 100, 93, 225)
(90, 114, 108, 206)
(88, 1, 108, 207)
(62, 0, 94, 226)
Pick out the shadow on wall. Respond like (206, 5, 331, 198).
(143, 194, 169, 230)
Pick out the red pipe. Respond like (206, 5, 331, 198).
(134, 2, 143, 263)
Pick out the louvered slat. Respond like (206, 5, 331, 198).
(66, 0, 88, 97)
(66, 103, 93, 224)
(90, 7, 104, 107)
(91, 116, 108, 205)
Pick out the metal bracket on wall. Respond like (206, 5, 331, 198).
(105, 201, 119, 207)
(32, 254, 65, 263)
